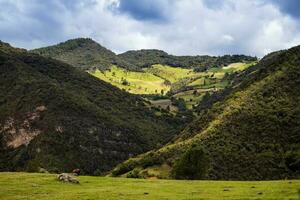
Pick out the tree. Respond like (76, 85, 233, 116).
(161, 89, 164, 95)
(122, 79, 129, 86)
(172, 145, 210, 180)
(285, 151, 300, 172)
(223, 72, 229, 80)
(166, 105, 170, 111)
(164, 80, 171, 86)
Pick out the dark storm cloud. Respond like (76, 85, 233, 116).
(116, 0, 170, 22)
(270, 0, 300, 19)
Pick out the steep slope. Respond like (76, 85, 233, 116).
(111, 45, 300, 180)
(0, 41, 185, 174)
(31, 38, 137, 71)
(118, 49, 257, 71)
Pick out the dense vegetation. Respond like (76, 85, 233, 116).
(0, 41, 187, 175)
(1, 173, 300, 200)
(111, 45, 300, 180)
(119, 49, 257, 71)
(172, 145, 210, 180)
(31, 38, 137, 71)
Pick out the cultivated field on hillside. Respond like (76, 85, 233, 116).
(90, 62, 256, 109)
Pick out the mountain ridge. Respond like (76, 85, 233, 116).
(31, 38, 257, 72)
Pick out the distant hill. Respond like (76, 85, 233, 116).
(111, 45, 300, 180)
(32, 38, 257, 73)
(118, 49, 257, 71)
(31, 38, 137, 71)
(0, 41, 185, 175)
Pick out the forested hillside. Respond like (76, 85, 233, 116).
(31, 38, 137, 71)
(0, 41, 186, 175)
(119, 49, 257, 71)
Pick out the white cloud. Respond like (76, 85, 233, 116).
(0, 0, 300, 57)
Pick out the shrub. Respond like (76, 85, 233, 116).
(126, 168, 140, 178)
(25, 161, 40, 173)
(285, 151, 300, 172)
(172, 145, 210, 180)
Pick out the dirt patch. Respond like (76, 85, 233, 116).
(2, 105, 46, 149)
(7, 129, 40, 148)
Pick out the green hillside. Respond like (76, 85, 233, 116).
(31, 38, 137, 71)
(145, 64, 197, 84)
(1, 173, 299, 200)
(90, 65, 170, 94)
(111, 45, 300, 180)
(0, 41, 185, 175)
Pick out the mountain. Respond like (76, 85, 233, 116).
(111, 45, 300, 180)
(118, 49, 257, 71)
(31, 38, 137, 71)
(0, 41, 186, 175)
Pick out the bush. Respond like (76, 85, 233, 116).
(172, 145, 210, 180)
(122, 79, 129, 85)
(93, 169, 103, 176)
(285, 151, 300, 172)
(25, 161, 40, 173)
(126, 168, 140, 178)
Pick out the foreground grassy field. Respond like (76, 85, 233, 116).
(0, 173, 299, 200)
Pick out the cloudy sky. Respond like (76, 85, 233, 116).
(1, 0, 300, 57)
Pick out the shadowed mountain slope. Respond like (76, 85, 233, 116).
(0, 41, 185, 174)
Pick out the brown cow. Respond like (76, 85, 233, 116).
(72, 168, 81, 176)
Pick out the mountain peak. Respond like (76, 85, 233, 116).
(46, 38, 106, 51)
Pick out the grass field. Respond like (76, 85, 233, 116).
(145, 64, 197, 83)
(90, 66, 170, 94)
(0, 173, 299, 200)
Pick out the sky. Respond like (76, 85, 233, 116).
(0, 0, 300, 57)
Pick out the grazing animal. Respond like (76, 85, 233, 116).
(57, 173, 79, 184)
(72, 168, 81, 175)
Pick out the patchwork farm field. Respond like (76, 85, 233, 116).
(90, 62, 256, 108)
(0, 173, 299, 200)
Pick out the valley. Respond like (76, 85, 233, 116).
(1, 1, 300, 199)
(90, 59, 257, 110)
